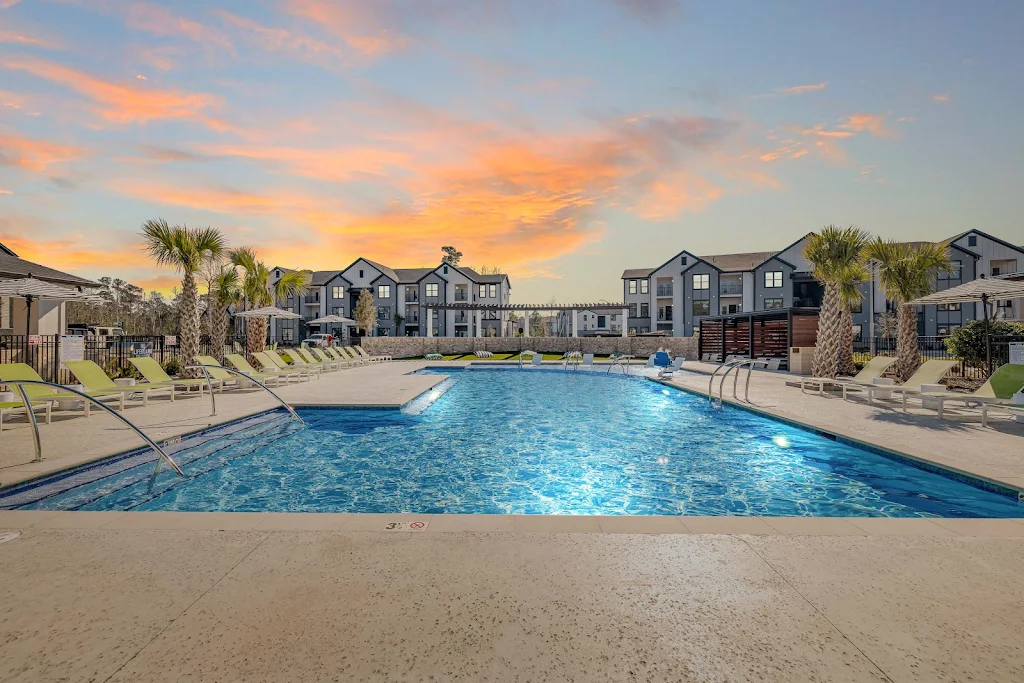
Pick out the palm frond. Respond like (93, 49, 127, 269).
(803, 225, 871, 284)
(865, 238, 954, 304)
(273, 270, 311, 302)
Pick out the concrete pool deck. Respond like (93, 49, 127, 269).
(1, 360, 1024, 680)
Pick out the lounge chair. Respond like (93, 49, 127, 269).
(312, 347, 350, 369)
(194, 356, 247, 389)
(531, 354, 543, 367)
(0, 396, 51, 431)
(335, 347, 367, 366)
(269, 349, 323, 377)
(323, 347, 354, 366)
(128, 356, 221, 397)
(0, 362, 125, 417)
(223, 354, 288, 386)
(867, 359, 959, 410)
(800, 355, 897, 397)
(64, 360, 174, 407)
(918, 363, 1024, 424)
(252, 351, 311, 381)
(425, 353, 443, 361)
(294, 347, 337, 372)
(474, 350, 494, 358)
(353, 346, 390, 363)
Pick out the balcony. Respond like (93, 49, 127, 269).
(656, 285, 673, 297)
(405, 291, 419, 303)
(454, 312, 469, 324)
(454, 290, 468, 302)
(720, 282, 742, 296)
(657, 312, 673, 321)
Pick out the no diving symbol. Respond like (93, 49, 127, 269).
(383, 520, 430, 531)
(409, 521, 426, 530)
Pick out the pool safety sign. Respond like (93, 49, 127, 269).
(1010, 343, 1024, 365)
(383, 520, 429, 531)
(59, 335, 85, 368)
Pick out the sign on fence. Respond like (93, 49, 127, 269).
(27, 335, 41, 345)
(59, 335, 85, 368)
(164, 335, 176, 346)
(1010, 343, 1024, 365)
(131, 341, 155, 358)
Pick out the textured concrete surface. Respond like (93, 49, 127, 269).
(0, 528, 1021, 682)
(667, 362, 1024, 492)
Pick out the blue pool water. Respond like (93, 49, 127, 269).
(4, 368, 1021, 517)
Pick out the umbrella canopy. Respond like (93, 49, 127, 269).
(307, 314, 355, 325)
(0, 277, 103, 302)
(234, 306, 301, 319)
(910, 277, 1024, 306)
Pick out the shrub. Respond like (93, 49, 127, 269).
(162, 356, 183, 377)
(945, 319, 1024, 367)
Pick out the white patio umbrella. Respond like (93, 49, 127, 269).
(307, 314, 356, 325)
(911, 275, 1024, 375)
(0, 277, 103, 333)
(233, 306, 301, 319)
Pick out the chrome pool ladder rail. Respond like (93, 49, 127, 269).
(707, 358, 768, 404)
(184, 364, 304, 426)
(2, 378, 183, 478)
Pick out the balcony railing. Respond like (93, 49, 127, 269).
(719, 283, 742, 296)
(405, 292, 419, 303)
(454, 290, 468, 301)
(657, 312, 673, 321)
(656, 285, 673, 297)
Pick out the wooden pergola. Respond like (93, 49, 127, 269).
(425, 302, 629, 338)
(698, 308, 819, 360)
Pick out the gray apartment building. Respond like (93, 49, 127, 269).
(621, 229, 1023, 339)
(269, 258, 511, 341)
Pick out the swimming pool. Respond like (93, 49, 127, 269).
(3, 368, 1021, 517)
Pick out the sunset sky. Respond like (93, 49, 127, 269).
(1, 0, 1022, 302)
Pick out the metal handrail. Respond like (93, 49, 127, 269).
(2, 379, 183, 477)
(184, 364, 304, 425)
(707, 358, 748, 402)
(707, 358, 767, 404)
(607, 354, 635, 374)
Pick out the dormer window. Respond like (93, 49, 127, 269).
(359, 269, 364, 278)
(680, 256, 687, 265)
(443, 266, 448, 274)
(967, 235, 977, 247)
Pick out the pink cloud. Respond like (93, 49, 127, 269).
(781, 81, 828, 95)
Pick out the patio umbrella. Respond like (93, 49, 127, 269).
(307, 314, 355, 325)
(233, 306, 301, 319)
(0, 276, 103, 333)
(911, 276, 1024, 376)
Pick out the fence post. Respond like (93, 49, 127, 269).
(52, 333, 60, 383)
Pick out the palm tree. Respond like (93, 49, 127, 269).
(230, 247, 311, 358)
(141, 220, 226, 374)
(209, 266, 241, 362)
(864, 239, 954, 380)
(835, 263, 868, 376)
(803, 226, 871, 378)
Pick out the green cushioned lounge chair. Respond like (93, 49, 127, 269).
(0, 362, 125, 417)
(274, 349, 324, 376)
(258, 350, 318, 380)
(64, 359, 174, 407)
(800, 355, 898, 398)
(866, 359, 959, 410)
(128, 356, 221, 396)
(917, 363, 1024, 425)
(224, 354, 289, 386)
(295, 347, 337, 372)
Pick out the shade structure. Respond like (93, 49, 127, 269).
(0, 276, 103, 333)
(233, 306, 301, 319)
(910, 277, 1024, 306)
(307, 314, 355, 325)
(910, 276, 1024, 376)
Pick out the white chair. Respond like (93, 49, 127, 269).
(531, 354, 543, 367)
(581, 353, 595, 369)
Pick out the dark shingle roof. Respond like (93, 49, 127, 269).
(621, 267, 656, 279)
(700, 251, 778, 272)
(309, 270, 341, 286)
(459, 267, 507, 283)
(362, 258, 399, 283)
(0, 253, 98, 287)
(393, 268, 433, 283)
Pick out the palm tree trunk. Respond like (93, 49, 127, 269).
(246, 316, 268, 362)
(812, 284, 841, 378)
(210, 301, 228, 363)
(838, 305, 857, 375)
(179, 270, 200, 377)
(894, 302, 920, 381)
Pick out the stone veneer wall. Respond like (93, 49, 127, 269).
(362, 336, 698, 359)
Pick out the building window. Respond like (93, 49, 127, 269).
(967, 235, 977, 247)
(597, 315, 606, 327)
(764, 271, 783, 288)
(764, 298, 783, 310)
(693, 300, 710, 316)
(628, 280, 637, 295)
(629, 327, 637, 335)
(489, 284, 497, 298)
(479, 284, 487, 298)
(640, 303, 649, 318)
(377, 285, 390, 299)
(629, 303, 638, 317)
(281, 327, 294, 342)
(680, 256, 688, 265)
(693, 274, 709, 290)
(850, 299, 862, 314)
(640, 279, 648, 294)
(331, 307, 344, 316)
(851, 324, 863, 341)
(992, 267, 1001, 276)
(940, 261, 962, 281)
(331, 286, 344, 299)
(359, 269, 364, 278)
(425, 283, 438, 297)
(377, 306, 391, 320)
(443, 266, 448, 274)
(937, 326, 949, 336)
(937, 303, 961, 311)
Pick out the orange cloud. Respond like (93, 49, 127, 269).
(1, 56, 222, 126)
(0, 232, 144, 274)
(0, 29, 61, 49)
(0, 132, 84, 171)
(285, 0, 408, 58)
(839, 113, 890, 137)
(634, 173, 723, 220)
(124, 2, 234, 52)
(214, 10, 351, 69)
(932, 93, 951, 102)
(200, 143, 415, 181)
(781, 81, 827, 95)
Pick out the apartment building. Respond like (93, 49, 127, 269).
(554, 309, 623, 335)
(270, 259, 511, 341)
(621, 229, 1023, 339)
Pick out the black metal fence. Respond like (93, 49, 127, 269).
(853, 334, 1024, 379)
(0, 334, 247, 385)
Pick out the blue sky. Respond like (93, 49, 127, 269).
(1, 0, 1022, 300)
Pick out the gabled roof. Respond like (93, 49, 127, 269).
(0, 241, 17, 257)
(621, 267, 656, 279)
(943, 229, 1024, 256)
(394, 268, 433, 283)
(700, 251, 779, 273)
(362, 258, 399, 282)
(0, 253, 98, 287)
(309, 270, 344, 286)
(458, 266, 508, 284)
